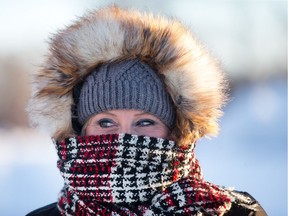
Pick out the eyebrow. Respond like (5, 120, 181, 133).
(100, 111, 117, 116)
(134, 112, 151, 117)
(99, 111, 151, 117)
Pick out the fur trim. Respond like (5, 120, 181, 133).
(27, 6, 228, 146)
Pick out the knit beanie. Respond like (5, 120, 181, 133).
(77, 59, 176, 129)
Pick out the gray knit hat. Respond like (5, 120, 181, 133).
(77, 59, 175, 129)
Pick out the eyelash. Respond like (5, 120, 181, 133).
(97, 119, 116, 128)
(136, 119, 155, 127)
(96, 118, 156, 128)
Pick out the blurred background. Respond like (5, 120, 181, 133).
(0, 0, 286, 215)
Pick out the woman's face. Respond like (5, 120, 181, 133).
(85, 109, 170, 139)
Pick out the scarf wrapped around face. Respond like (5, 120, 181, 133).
(56, 134, 232, 215)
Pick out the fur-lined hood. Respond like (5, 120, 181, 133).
(27, 6, 228, 146)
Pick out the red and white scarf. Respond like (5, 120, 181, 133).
(56, 134, 232, 215)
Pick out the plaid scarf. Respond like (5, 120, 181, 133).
(56, 134, 231, 215)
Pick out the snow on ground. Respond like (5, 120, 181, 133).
(0, 128, 62, 215)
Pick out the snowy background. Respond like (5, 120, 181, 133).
(0, 1, 286, 215)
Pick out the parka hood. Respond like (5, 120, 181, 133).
(27, 6, 228, 146)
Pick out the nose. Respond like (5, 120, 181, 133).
(118, 125, 133, 134)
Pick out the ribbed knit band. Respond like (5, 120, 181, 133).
(77, 59, 175, 128)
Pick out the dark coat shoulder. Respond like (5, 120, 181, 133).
(26, 203, 60, 216)
(225, 191, 267, 216)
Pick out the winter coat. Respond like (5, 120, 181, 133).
(26, 6, 267, 216)
(26, 191, 267, 216)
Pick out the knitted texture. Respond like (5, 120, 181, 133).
(56, 134, 232, 215)
(77, 59, 175, 129)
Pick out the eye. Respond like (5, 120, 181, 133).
(97, 118, 116, 128)
(136, 119, 155, 127)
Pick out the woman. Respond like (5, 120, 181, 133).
(27, 6, 267, 216)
